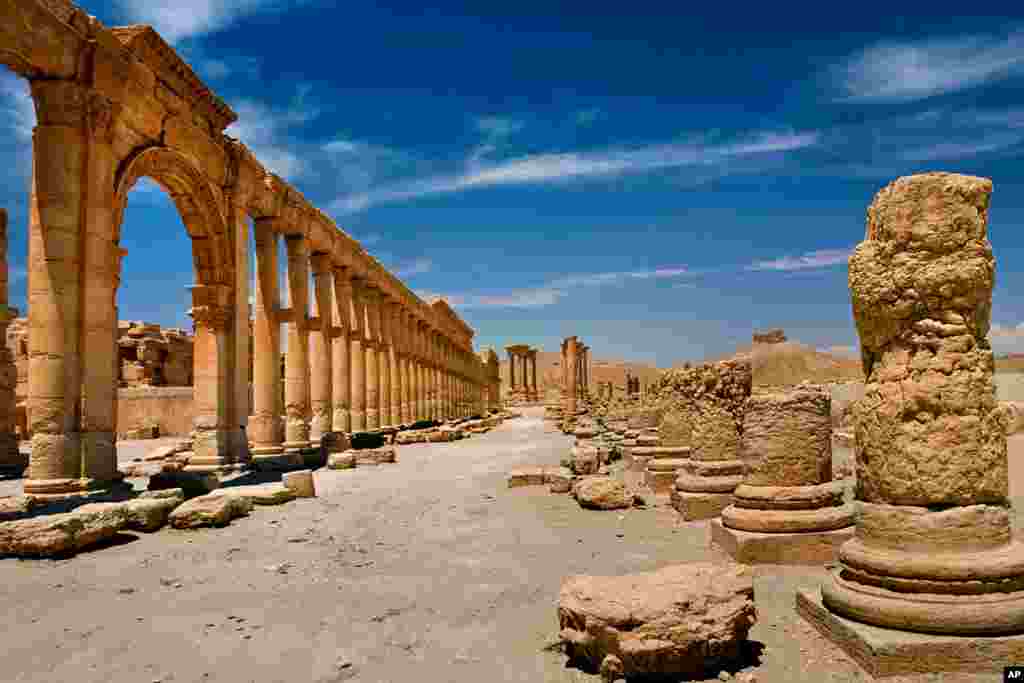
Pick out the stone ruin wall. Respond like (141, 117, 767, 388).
(752, 328, 787, 345)
(7, 316, 196, 437)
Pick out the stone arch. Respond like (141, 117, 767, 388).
(113, 146, 233, 287)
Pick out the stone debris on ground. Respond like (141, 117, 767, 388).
(558, 562, 756, 679)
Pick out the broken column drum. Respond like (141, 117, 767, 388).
(821, 172, 1024, 635)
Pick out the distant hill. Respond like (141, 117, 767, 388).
(698, 340, 863, 387)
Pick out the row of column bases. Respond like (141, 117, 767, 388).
(504, 344, 539, 403)
(249, 226, 494, 465)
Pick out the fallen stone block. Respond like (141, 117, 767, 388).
(148, 470, 219, 499)
(573, 476, 631, 510)
(508, 465, 547, 488)
(327, 452, 357, 470)
(211, 484, 295, 506)
(168, 492, 253, 529)
(0, 504, 129, 558)
(283, 470, 316, 498)
(0, 495, 34, 523)
(353, 447, 397, 466)
(558, 563, 756, 679)
(78, 490, 185, 533)
(548, 467, 574, 494)
(395, 430, 428, 445)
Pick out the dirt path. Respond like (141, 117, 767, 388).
(2, 410, 1016, 682)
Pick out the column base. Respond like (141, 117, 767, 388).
(670, 489, 734, 520)
(23, 474, 131, 498)
(797, 587, 1024, 677)
(283, 441, 313, 452)
(821, 566, 1024, 636)
(710, 518, 853, 565)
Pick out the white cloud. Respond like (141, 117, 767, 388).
(425, 265, 690, 310)
(226, 87, 320, 180)
(748, 248, 853, 272)
(475, 116, 524, 139)
(393, 257, 433, 278)
(0, 72, 34, 141)
(331, 130, 818, 213)
(834, 29, 1024, 102)
(113, 0, 304, 44)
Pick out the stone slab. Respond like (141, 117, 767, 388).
(710, 519, 852, 565)
(796, 587, 1024, 677)
(644, 469, 677, 494)
(671, 489, 733, 520)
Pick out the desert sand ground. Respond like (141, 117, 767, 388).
(1, 408, 1019, 682)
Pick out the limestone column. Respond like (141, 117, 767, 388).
(408, 316, 419, 422)
(565, 337, 578, 420)
(378, 295, 391, 428)
(401, 311, 413, 424)
(417, 322, 427, 420)
(23, 81, 90, 493)
(363, 287, 380, 430)
(716, 385, 854, 563)
(309, 253, 333, 441)
(389, 303, 403, 426)
(283, 235, 311, 451)
(250, 221, 283, 455)
(331, 268, 352, 433)
(77, 90, 121, 486)
(507, 348, 517, 395)
(431, 334, 440, 420)
(187, 284, 232, 471)
(529, 349, 539, 402)
(813, 173, 1024, 635)
(348, 278, 366, 431)
(0, 209, 25, 474)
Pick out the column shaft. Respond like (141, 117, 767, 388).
(283, 236, 311, 449)
(331, 270, 351, 433)
(250, 222, 282, 453)
(309, 253, 333, 441)
(349, 281, 366, 432)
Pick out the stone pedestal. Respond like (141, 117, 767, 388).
(797, 588, 1024, 677)
(712, 520, 853, 565)
(805, 173, 1024, 649)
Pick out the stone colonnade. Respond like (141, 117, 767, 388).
(0, 1, 489, 494)
(560, 336, 591, 417)
(505, 344, 538, 402)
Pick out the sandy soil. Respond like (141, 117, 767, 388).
(2, 409, 1021, 682)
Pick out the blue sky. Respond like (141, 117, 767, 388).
(3, 3, 1024, 365)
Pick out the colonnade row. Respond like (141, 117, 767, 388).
(560, 336, 590, 416)
(504, 344, 539, 402)
(0, 0, 500, 494)
(250, 225, 500, 462)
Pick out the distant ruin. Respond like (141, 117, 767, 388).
(752, 328, 787, 344)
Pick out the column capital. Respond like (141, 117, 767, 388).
(309, 251, 333, 275)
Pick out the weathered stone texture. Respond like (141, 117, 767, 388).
(817, 172, 1024, 637)
(573, 476, 630, 510)
(742, 387, 833, 486)
(558, 563, 756, 678)
(849, 173, 1003, 506)
(168, 492, 253, 529)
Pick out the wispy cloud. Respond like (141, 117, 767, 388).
(833, 28, 1024, 102)
(113, 0, 309, 44)
(226, 85, 320, 180)
(331, 130, 818, 213)
(393, 257, 433, 278)
(748, 248, 853, 272)
(475, 116, 524, 139)
(0, 72, 34, 141)
(424, 265, 691, 309)
(574, 108, 602, 127)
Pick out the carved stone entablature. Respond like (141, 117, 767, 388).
(109, 26, 236, 133)
(188, 304, 231, 332)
